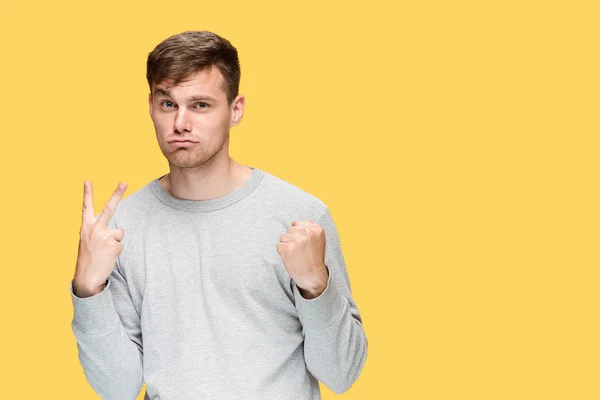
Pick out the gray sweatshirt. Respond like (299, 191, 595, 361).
(69, 166, 368, 400)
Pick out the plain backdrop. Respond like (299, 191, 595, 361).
(0, 0, 598, 399)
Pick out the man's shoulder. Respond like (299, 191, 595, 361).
(258, 168, 329, 217)
(109, 179, 156, 224)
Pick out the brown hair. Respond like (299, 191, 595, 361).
(146, 30, 241, 105)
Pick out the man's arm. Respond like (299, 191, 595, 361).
(292, 207, 368, 394)
(70, 218, 144, 400)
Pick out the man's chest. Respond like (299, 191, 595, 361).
(119, 218, 297, 321)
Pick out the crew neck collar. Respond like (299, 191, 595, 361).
(149, 166, 265, 213)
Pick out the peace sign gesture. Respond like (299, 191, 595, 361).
(72, 180, 128, 298)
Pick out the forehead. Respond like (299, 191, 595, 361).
(152, 67, 226, 99)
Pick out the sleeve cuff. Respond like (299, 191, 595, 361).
(293, 266, 348, 332)
(69, 278, 119, 334)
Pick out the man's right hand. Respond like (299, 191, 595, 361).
(72, 180, 128, 298)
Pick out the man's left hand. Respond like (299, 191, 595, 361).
(276, 220, 329, 299)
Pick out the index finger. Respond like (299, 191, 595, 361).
(96, 182, 128, 227)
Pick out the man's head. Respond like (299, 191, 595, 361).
(146, 30, 244, 170)
(147, 30, 240, 105)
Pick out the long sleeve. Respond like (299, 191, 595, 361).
(69, 218, 144, 400)
(292, 207, 368, 394)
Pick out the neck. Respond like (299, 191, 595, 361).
(160, 157, 252, 201)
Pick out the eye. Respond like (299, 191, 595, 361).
(160, 100, 175, 109)
(194, 102, 209, 109)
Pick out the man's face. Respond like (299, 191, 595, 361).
(148, 67, 244, 169)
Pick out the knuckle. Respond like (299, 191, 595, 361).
(102, 205, 114, 215)
(79, 223, 92, 235)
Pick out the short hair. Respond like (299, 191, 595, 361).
(146, 30, 241, 105)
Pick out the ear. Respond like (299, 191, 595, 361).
(230, 95, 245, 127)
(148, 92, 153, 117)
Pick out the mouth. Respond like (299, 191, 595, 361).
(169, 140, 198, 147)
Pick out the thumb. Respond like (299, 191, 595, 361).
(110, 228, 125, 242)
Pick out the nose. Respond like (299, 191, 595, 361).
(174, 108, 192, 133)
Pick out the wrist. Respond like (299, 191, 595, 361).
(72, 278, 108, 298)
(298, 284, 327, 299)
(297, 266, 329, 299)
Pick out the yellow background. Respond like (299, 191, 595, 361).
(1, 0, 598, 398)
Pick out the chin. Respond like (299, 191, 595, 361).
(164, 151, 210, 169)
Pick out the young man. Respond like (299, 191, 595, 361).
(70, 30, 367, 400)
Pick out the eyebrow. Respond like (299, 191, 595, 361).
(153, 88, 218, 103)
